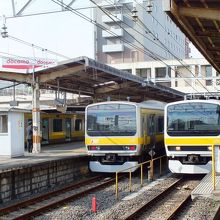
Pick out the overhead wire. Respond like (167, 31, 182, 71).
(102, 1, 173, 58)
(90, 0, 200, 93)
(8, 35, 70, 60)
(1, 0, 199, 94)
(5, 4, 114, 19)
(52, 0, 189, 100)
(1, 1, 211, 95)
(131, 0, 214, 95)
(50, 0, 199, 93)
(51, 0, 163, 61)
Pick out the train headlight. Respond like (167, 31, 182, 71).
(176, 146, 181, 151)
(208, 146, 212, 151)
(124, 146, 130, 150)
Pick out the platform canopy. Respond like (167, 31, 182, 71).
(164, 0, 220, 73)
(0, 56, 184, 102)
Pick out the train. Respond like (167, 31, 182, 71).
(164, 99, 220, 174)
(85, 100, 165, 172)
(24, 108, 85, 145)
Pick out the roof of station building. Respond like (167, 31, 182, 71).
(0, 56, 184, 103)
(164, 0, 220, 73)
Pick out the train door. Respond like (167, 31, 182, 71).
(65, 118, 71, 141)
(141, 114, 147, 147)
(148, 114, 156, 156)
(42, 119, 49, 144)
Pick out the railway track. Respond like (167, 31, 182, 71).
(123, 176, 201, 220)
(0, 175, 119, 220)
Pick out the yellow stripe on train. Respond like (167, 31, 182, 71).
(165, 137, 220, 145)
(85, 137, 142, 145)
(86, 134, 164, 145)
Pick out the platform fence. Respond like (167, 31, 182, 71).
(115, 155, 167, 199)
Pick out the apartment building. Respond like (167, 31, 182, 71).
(94, 0, 190, 64)
(110, 58, 220, 95)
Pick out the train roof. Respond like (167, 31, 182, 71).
(0, 106, 31, 113)
(0, 103, 85, 114)
(86, 100, 166, 110)
(166, 99, 220, 107)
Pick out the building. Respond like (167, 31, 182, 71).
(110, 58, 220, 96)
(94, 0, 190, 64)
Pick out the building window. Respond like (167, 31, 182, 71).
(206, 80, 212, 86)
(131, 50, 139, 62)
(0, 115, 8, 133)
(205, 65, 212, 77)
(75, 119, 82, 131)
(53, 119, 62, 132)
(155, 67, 170, 78)
(158, 82, 171, 87)
(205, 65, 212, 86)
(136, 68, 151, 79)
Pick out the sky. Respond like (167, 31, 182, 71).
(189, 42, 204, 59)
(0, 0, 204, 64)
(0, 0, 95, 63)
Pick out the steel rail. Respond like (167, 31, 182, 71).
(123, 178, 183, 220)
(0, 175, 103, 217)
(12, 176, 120, 220)
(0, 176, 102, 216)
(165, 194, 191, 220)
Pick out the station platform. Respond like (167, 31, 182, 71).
(0, 141, 87, 172)
(191, 173, 220, 200)
(0, 141, 89, 204)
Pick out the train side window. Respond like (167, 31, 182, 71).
(0, 115, 8, 133)
(158, 116, 164, 133)
(141, 115, 145, 136)
(147, 114, 155, 135)
(53, 119, 63, 132)
(75, 119, 82, 131)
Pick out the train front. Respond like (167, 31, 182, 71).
(165, 100, 220, 174)
(85, 102, 140, 173)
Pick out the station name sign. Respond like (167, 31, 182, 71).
(2, 57, 57, 70)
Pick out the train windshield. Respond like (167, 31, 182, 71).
(167, 102, 220, 136)
(87, 103, 136, 136)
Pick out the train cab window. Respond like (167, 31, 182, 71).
(157, 116, 164, 133)
(0, 115, 8, 133)
(53, 119, 63, 132)
(75, 119, 82, 131)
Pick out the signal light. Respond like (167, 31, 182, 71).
(90, 146, 97, 150)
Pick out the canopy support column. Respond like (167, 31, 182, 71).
(32, 75, 41, 153)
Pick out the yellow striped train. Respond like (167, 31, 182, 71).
(85, 100, 165, 172)
(24, 108, 85, 145)
(164, 99, 220, 174)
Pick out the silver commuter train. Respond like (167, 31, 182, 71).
(85, 100, 165, 172)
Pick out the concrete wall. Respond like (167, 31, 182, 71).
(0, 156, 89, 204)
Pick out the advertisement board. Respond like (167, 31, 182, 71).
(2, 57, 57, 70)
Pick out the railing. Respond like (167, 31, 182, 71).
(212, 144, 216, 190)
(115, 155, 167, 199)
